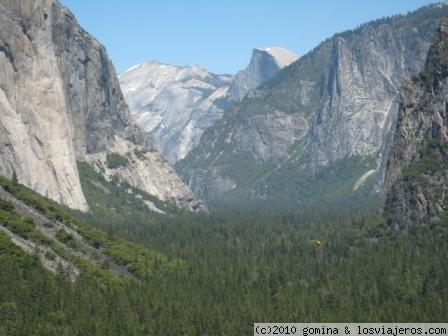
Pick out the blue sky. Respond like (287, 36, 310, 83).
(61, 0, 441, 75)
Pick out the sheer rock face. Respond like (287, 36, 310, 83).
(51, 4, 145, 155)
(0, 0, 88, 210)
(0, 0, 206, 213)
(119, 62, 232, 164)
(229, 47, 298, 101)
(384, 18, 448, 229)
(178, 4, 448, 202)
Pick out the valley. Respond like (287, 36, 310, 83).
(0, 0, 447, 335)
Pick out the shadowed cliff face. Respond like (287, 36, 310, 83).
(177, 4, 448, 207)
(51, 3, 145, 155)
(0, 0, 206, 213)
(384, 17, 448, 229)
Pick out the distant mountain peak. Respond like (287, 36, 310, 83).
(120, 47, 298, 162)
(256, 47, 298, 68)
(229, 46, 298, 101)
(434, 1, 448, 8)
(119, 61, 232, 163)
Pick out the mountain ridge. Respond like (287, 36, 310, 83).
(119, 61, 232, 163)
(119, 46, 297, 164)
(176, 3, 448, 209)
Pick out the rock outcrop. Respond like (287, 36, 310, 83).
(229, 47, 298, 101)
(384, 17, 448, 229)
(84, 136, 207, 212)
(0, 0, 206, 213)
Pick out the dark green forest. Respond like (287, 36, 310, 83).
(0, 172, 447, 335)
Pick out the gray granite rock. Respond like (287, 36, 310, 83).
(384, 17, 448, 228)
(119, 62, 232, 164)
(229, 47, 298, 101)
(0, 0, 206, 212)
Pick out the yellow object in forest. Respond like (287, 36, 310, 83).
(314, 240, 322, 248)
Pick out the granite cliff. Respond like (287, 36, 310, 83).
(384, 17, 448, 228)
(229, 47, 298, 101)
(0, 0, 206, 212)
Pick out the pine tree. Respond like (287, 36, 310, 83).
(11, 170, 18, 185)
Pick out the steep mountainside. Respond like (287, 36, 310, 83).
(0, 0, 88, 210)
(177, 4, 448, 208)
(119, 62, 232, 163)
(0, 175, 180, 282)
(0, 0, 205, 212)
(120, 47, 297, 164)
(229, 47, 298, 101)
(384, 17, 448, 229)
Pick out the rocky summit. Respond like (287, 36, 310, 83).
(119, 62, 232, 164)
(229, 47, 298, 101)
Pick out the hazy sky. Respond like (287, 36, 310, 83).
(61, 0, 441, 75)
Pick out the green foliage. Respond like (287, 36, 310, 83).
(400, 139, 448, 208)
(0, 137, 447, 334)
(76, 161, 180, 231)
(133, 148, 149, 160)
(55, 229, 78, 249)
(0, 208, 50, 246)
(0, 198, 14, 211)
(1, 176, 448, 334)
(212, 155, 379, 213)
(9, 210, 448, 334)
(106, 153, 129, 169)
(105, 241, 184, 278)
(0, 231, 133, 335)
(11, 170, 18, 184)
(0, 174, 182, 281)
(44, 250, 56, 261)
(403, 140, 448, 181)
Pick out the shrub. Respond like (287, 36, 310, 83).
(55, 229, 78, 249)
(133, 148, 149, 160)
(0, 199, 14, 212)
(106, 153, 129, 169)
